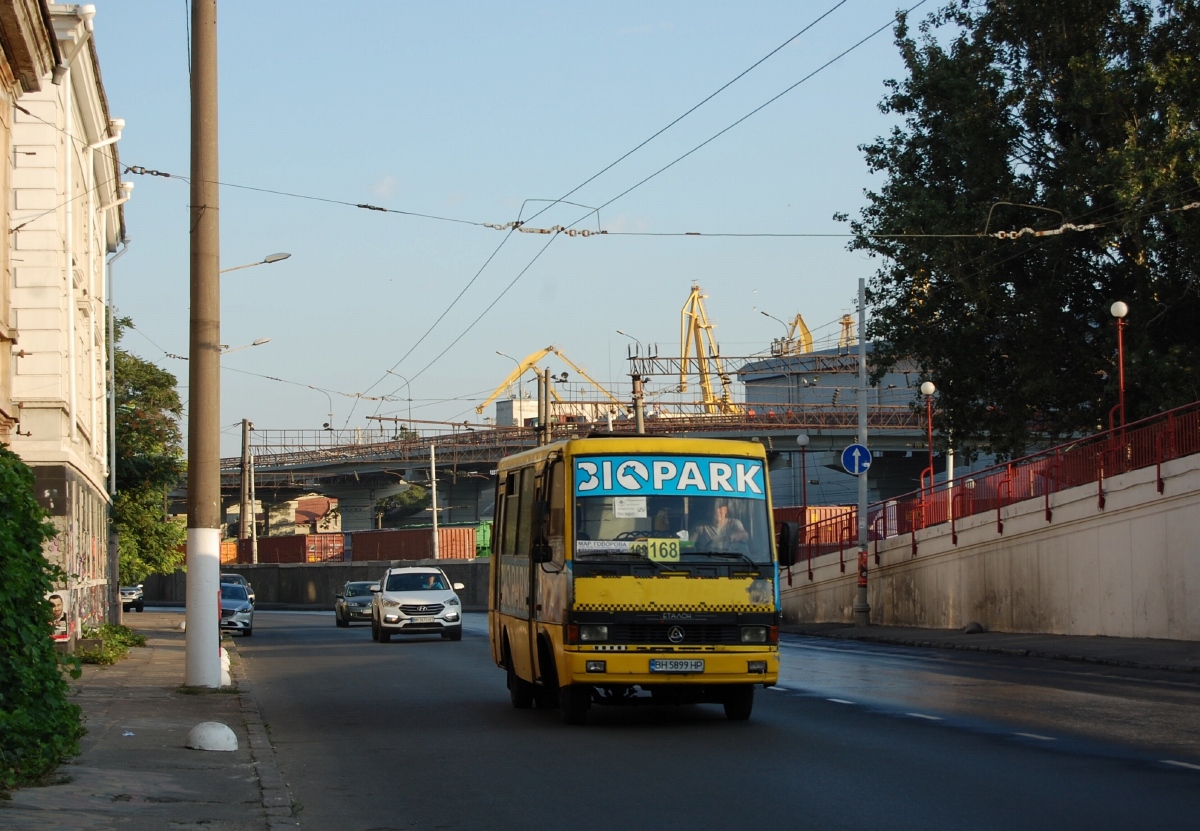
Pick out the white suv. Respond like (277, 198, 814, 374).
(371, 567, 465, 642)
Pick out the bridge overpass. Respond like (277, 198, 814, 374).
(201, 406, 933, 530)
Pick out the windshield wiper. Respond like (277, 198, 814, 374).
(690, 550, 764, 571)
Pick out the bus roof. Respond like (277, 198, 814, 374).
(496, 434, 768, 472)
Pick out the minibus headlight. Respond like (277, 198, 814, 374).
(740, 626, 768, 644)
(579, 624, 609, 642)
(748, 661, 768, 674)
(586, 660, 607, 673)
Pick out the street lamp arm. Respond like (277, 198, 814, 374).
(219, 252, 291, 274)
(220, 337, 271, 355)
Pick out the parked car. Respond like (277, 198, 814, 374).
(219, 583, 254, 636)
(120, 584, 144, 613)
(335, 581, 378, 627)
(220, 572, 255, 604)
(371, 567, 464, 642)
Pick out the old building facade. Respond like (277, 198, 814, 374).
(6, 2, 127, 643)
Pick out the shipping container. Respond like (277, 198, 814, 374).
(475, 521, 492, 557)
(348, 527, 476, 561)
(230, 534, 346, 564)
(304, 533, 346, 563)
(773, 505, 856, 543)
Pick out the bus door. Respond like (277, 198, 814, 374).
(529, 458, 566, 685)
(496, 466, 534, 680)
(516, 464, 540, 676)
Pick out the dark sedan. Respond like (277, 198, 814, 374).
(335, 581, 378, 627)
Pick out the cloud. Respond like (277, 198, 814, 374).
(372, 175, 399, 200)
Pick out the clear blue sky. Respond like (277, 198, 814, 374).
(94, 0, 921, 455)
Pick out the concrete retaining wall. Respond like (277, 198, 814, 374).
(144, 559, 491, 612)
(782, 452, 1200, 640)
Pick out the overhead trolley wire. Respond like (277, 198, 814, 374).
(581, 0, 930, 223)
(375, 1, 931, 408)
(519, 0, 852, 228)
(353, 0, 864, 422)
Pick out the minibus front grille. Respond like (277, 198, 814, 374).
(610, 624, 740, 645)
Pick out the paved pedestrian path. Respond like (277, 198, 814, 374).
(0, 612, 295, 830)
(781, 622, 1200, 673)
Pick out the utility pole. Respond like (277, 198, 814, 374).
(632, 374, 646, 434)
(249, 452, 258, 564)
(543, 368, 552, 444)
(853, 278, 871, 627)
(430, 445, 440, 559)
(185, 0, 222, 687)
(239, 419, 250, 550)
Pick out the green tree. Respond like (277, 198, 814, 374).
(376, 484, 430, 525)
(112, 318, 186, 583)
(843, 0, 1200, 458)
(0, 445, 84, 794)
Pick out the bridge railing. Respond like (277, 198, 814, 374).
(784, 400, 1200, 581)
(223, 405, 926, 473)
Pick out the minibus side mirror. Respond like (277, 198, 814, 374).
(531, 537, 553, 563)
(531, 499, 553, 562)
(777, 522, 799, 568)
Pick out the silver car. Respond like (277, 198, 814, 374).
(335, 581, 378, 627)
(371, 567, 464, 642)
(120, 584, 144, 613)
(219, 583, 254, 636)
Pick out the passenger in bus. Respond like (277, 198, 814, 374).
(691, 499, 749, 551)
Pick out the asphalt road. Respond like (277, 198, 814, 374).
(237, 611, 1200, 831)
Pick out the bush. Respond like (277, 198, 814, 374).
(98, 624, 146, 649)
(0, 446, 85, 796)
(77, 624, 147, 665)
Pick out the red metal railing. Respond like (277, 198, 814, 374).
(781, 401, 1200, 581)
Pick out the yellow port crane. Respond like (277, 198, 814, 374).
(679, 284, 742, 415)
(768, 313, 814, 356)
(475, 346, 623, 416)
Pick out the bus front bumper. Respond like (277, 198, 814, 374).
(563, 649, 778, 686)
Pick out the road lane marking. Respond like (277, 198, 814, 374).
(1162, 760, 1200, 771)
(906, 712, 942, 721)
(1014, 733, 1056, 741)
(827, 698, 854, 704)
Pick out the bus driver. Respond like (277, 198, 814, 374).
(690, 498, 749, 551)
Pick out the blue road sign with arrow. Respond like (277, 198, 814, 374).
(841, 444, 872, 475)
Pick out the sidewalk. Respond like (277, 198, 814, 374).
(780, 622, 1200, 673)
(0, 612, 296, 831)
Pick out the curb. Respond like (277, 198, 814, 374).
(781, 627, 1200, 675)
(224, 637, 300, 829)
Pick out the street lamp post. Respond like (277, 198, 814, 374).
(495, 351, 523, 400)
(919, 381, 936, 523)
(307, 386, 334, 430)
(386, 371, 413, 430)
(795, 433, 809, 513)
(1110, 301, 1128, 431)
(615, 329, 643, 353)
(186, 0, 222, 688)
(795, 434, 809, 578)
